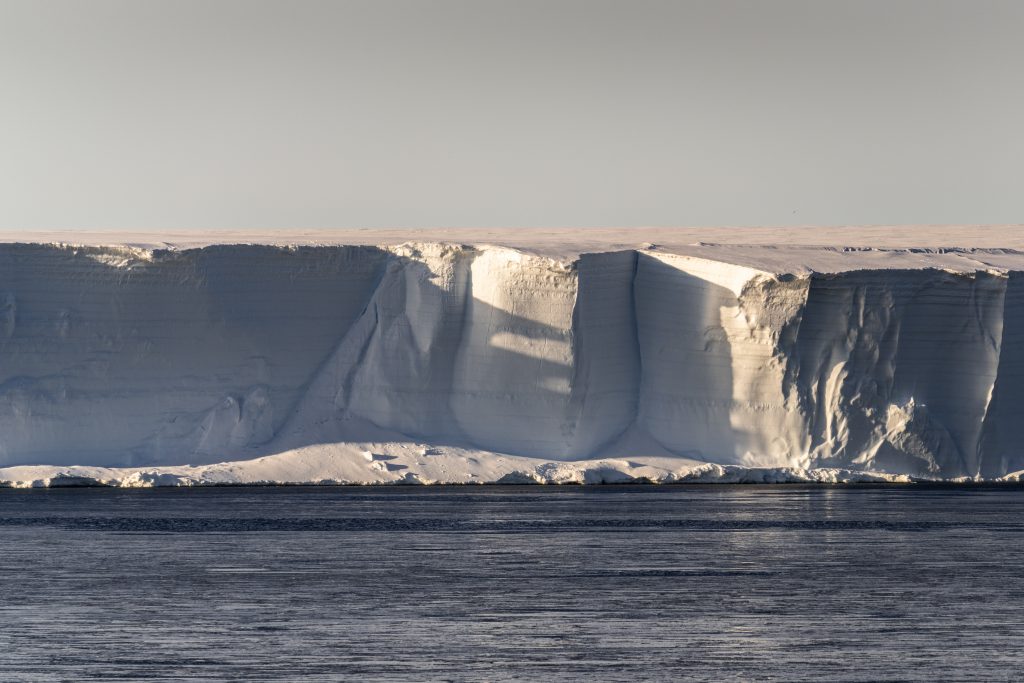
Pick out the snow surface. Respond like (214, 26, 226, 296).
(2, 227, 1024, 486)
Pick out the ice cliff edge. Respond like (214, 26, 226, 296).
(3, 238, 1024, 483)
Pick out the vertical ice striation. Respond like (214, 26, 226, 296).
(978, 271, 1024, 478)
(320, 243, 476, 439)
(792, 270, 1005, 477)
(563, 250, 641, 456)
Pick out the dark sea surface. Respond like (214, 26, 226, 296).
(1, 485, 1023, 682)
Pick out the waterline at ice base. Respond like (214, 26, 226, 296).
(3, 228, 1024, 487)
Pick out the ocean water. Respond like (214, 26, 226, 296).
(1, 485, 1022, 682)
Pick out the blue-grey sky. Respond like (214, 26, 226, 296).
(1, 0, 1021, 230)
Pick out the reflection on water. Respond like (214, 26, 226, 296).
(1, 485, 1022, 681)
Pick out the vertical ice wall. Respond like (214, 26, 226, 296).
(451, 248, 641, 456)
(977, 272, 1024, 478)
(563, 251, 641, 456)
(0, 244, 388, 466)
(1, 241, 1022, 477)
(295, 245, 639, 458)
(315, 243, 476, 439)
(449, 247, 578, 454)
(311, 246, 1014, 476)
(633, 252, 808, 466)
(791, 270, 1007, 476)
(628, 254, 1014, 477)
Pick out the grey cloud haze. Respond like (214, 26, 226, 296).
(1, 0, 1021, 229)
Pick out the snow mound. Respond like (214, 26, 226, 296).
(0, 448, 920, 488)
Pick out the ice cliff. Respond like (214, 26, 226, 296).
(2, 239, 1024, 484)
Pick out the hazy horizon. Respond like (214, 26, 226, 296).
(2, 0, 1022, 230)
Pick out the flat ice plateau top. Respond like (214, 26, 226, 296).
(3, 226, 1024, 487)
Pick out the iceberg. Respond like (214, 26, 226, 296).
(2, 229, 1024, 486)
